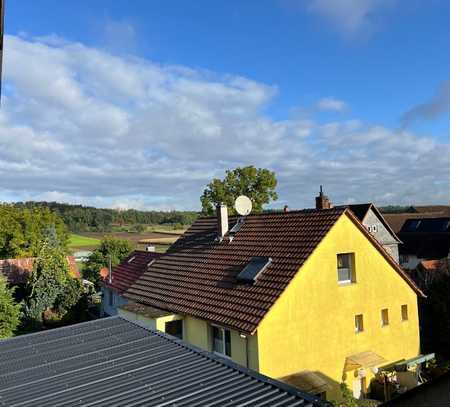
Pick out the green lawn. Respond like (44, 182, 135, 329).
(68, 234, 101, 249)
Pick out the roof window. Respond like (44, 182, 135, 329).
(237, 257, 272, 283)
(127, 256, 136, 263)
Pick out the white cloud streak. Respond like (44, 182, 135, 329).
(1, 34, 450, 210)
(307, 0, 395, 37)
(316, 97, 348, 112)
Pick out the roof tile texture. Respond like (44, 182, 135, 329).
(103, 250, 161, 294)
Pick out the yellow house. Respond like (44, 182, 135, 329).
(119, 204, 424, 402)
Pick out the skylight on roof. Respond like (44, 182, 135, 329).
(237, 257, 272, 283)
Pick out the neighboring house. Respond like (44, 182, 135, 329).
(117, 203, 425, 402)
(347, 204, 401, 263)
(101, 250, 160, 316)
(0, 255, 80, 284)
(0, 316, 330, 407)
(384, 215, 450, 270)
(73, 250, 92, 262)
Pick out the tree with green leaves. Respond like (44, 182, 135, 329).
(83, 236, 133, 286)
(0, 274, 21, 338)
(200, 166, 278, 216)
(22, 239, 70, 327)
(54, 277, 84, 316)
(0, 204, 68, 259)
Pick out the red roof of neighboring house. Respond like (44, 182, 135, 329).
(124, 208, 424, 334)
(419, 259, 448, 272)
(103, 250, 161, 294)
(0, 256, 80, 284)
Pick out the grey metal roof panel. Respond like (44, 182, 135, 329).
(0, 316, 329, 407)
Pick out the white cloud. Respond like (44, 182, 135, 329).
(1, 34, 450, 210)
(307, 0, 395, 37)
(316, 97, 348, 112)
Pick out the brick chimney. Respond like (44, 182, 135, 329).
(315, 185, 333, 210)
(217, 204, 229, 238)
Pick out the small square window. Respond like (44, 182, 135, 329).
(401, 304, 408, 321)
(381, 308, 389, 326)
(355, 314, 364, 333)
(338, 253, 355, 284)
(212, 326, 231, 357)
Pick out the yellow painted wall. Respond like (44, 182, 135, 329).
(256, 213, 420, 401)
(118, 310, 260, 370)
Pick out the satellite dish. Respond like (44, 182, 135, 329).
(234, 195, 252, 216)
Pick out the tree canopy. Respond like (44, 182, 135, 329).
(13, 201, 198, 232)
(0, 204, 68, 259)
(83, 236, 133, 286)
(200, 166, 278, 216)
(22, 238, 72, 327)
(0, 274, 21, 338)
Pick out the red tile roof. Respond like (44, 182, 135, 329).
(0, 256, 80, 284)
(124, 208, 424, 334)
(103, 250, 161, 294)
(419, 259, 448, 272)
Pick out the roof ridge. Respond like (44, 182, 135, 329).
(197, 206, 346, 221)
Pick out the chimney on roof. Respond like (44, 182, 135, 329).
(217, 204, 229, 239)
(315, 185, 333, 210)
(283, 205, 289, 213)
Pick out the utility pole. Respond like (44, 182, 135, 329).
(0, 0, 4, 105)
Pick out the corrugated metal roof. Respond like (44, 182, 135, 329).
(0, 316, 330, 407)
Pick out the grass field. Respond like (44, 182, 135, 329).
(68, 234, 101, 250)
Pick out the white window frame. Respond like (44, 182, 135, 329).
(337, 253, 355, 284)
(211, 325, 232, 357)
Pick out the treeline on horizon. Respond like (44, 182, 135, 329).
(12, 201, 199, 232)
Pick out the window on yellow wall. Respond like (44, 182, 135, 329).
(337, 253, 355, 284)
(401, 305, 408, 321)
(381, 309, 389, 326)
(212, 325, 231, 357)
(355, 314, 364, 333)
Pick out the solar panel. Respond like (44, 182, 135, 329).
(237, 257, 272, 283)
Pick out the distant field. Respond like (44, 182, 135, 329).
(147, 226, 187, 236)
(69, 234, 101, 250)
(76, 230, 184, 253)
(138, 236, 179, 245)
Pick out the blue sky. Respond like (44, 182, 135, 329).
(2, 0, 450, 210)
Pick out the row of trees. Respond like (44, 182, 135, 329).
(13, 202, 199, 232)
